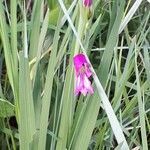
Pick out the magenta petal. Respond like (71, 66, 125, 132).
(80, 87, 88, 96)
(85, 68, 92, 77)
(73, 54, 88, 73)
(75, 75, 83, 95)
(84, 63, 92, 77)
(83, 0, 92, 7)
(83, 75, 94, 94)
(75, 74, 94, 96)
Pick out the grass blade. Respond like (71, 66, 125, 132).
(19, 52, 36, 150)
(135, 49, 148, 150)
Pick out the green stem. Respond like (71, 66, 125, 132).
(74, 3, 86, 55)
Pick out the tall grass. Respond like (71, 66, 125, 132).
(0, 0, 150, 150)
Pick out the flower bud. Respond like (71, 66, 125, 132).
(83, 0, 92, 7)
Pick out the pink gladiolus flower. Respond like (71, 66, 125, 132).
(73, 53, 94, 96)
(83, 0, 92, 7)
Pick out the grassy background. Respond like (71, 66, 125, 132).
(0, 0, 150, 149)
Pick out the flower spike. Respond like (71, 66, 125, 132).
(73, 53, 94, 96)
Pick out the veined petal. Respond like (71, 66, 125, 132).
(84, 64, 92, 77)
(75, 75, 83, 95)
(80, 87, 88, 96)
(83, 75, 94, 94)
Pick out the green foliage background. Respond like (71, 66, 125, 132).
(0, 0, 150, 150)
